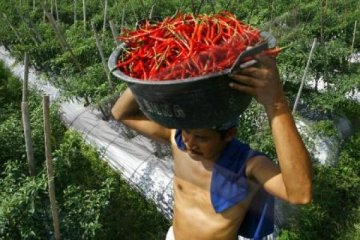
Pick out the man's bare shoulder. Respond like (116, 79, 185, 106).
(245, 155, 280, 182)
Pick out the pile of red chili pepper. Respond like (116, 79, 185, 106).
(117, 11, 280, 81)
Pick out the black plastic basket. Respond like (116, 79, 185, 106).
(108, 44, 254, 129)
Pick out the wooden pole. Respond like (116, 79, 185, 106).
(149, 4, 155, 19)
(350, 21, 357, 57)
(21, 53, 36, 176)
(43, 0, 46, 22)
(109, 20, 120, 46)
(91, 21, 113, 90)
(120, 8, 125, 34)
(74, 0, 77, 24)
(54, 0, 59, 22)
(82, 0, 86, 30)
(43, 95, 61, 240)
(293, 38, 317, 114)
(50, 0, 53, 15)
(102, 0, 108, 34)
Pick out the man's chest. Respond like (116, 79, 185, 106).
(172, 148, 213, 191)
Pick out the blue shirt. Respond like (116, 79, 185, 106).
(175, 130, 274, 239)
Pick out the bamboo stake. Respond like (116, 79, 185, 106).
(83, 0, 86, 30)
(21, 53, 36, 176)
(33, 0, 35, 11)
(43, 95, 61, 240)
(43, 0, 46, 22)
(50, 0, 53, 16)
(91, 21, 113, 90)
(350, 21, 357, 57)
(43, 7, 83, 73)
(293, 38, 317, 114)
(74, 0, 77, 24)
(102, 0, 108, 34)
(54, 0, 59, 22)
(109, 20, 120, 46)
(120, 8, 125, 34)
(149, 4, 155, 19)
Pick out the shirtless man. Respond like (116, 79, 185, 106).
(111, 53, 312, 240)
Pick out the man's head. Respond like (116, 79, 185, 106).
(181, 121, 238, 161)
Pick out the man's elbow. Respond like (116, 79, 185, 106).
(288, 187, 313, 205)
(111, 107, 122, 121)
(289, 195, 312, 205)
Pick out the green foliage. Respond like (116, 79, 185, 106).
(279, 133, 360, 239)
(236, 101, 277, 159)
(0, 62, 22, 107)
(0, 114, 26, 169)
(61, 181, 113, 239)
(53, 130, 169, 239)
(53, 131, 113, 191)
(311, 120, 338, 138)
(50, 23, 98, 74)
(0, 160, 50, 240)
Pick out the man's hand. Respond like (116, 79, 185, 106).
(228, 53, 286, 112)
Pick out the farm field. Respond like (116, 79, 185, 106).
(0, 0, 359, 239)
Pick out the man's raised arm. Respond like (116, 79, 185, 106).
(111, 88, 171, 143)
(229, 54, 312, 204)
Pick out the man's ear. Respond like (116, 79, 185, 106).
(224, 127, 237, 142)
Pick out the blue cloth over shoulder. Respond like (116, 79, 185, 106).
(175, 130, 274, 239)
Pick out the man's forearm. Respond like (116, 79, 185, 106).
(266, 101, 313, 204)
(111, 88, 145, 121)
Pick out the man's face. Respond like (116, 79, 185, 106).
(181, 129, 229, 161)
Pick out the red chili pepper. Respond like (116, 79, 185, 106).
(117, 11, 280, 81)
